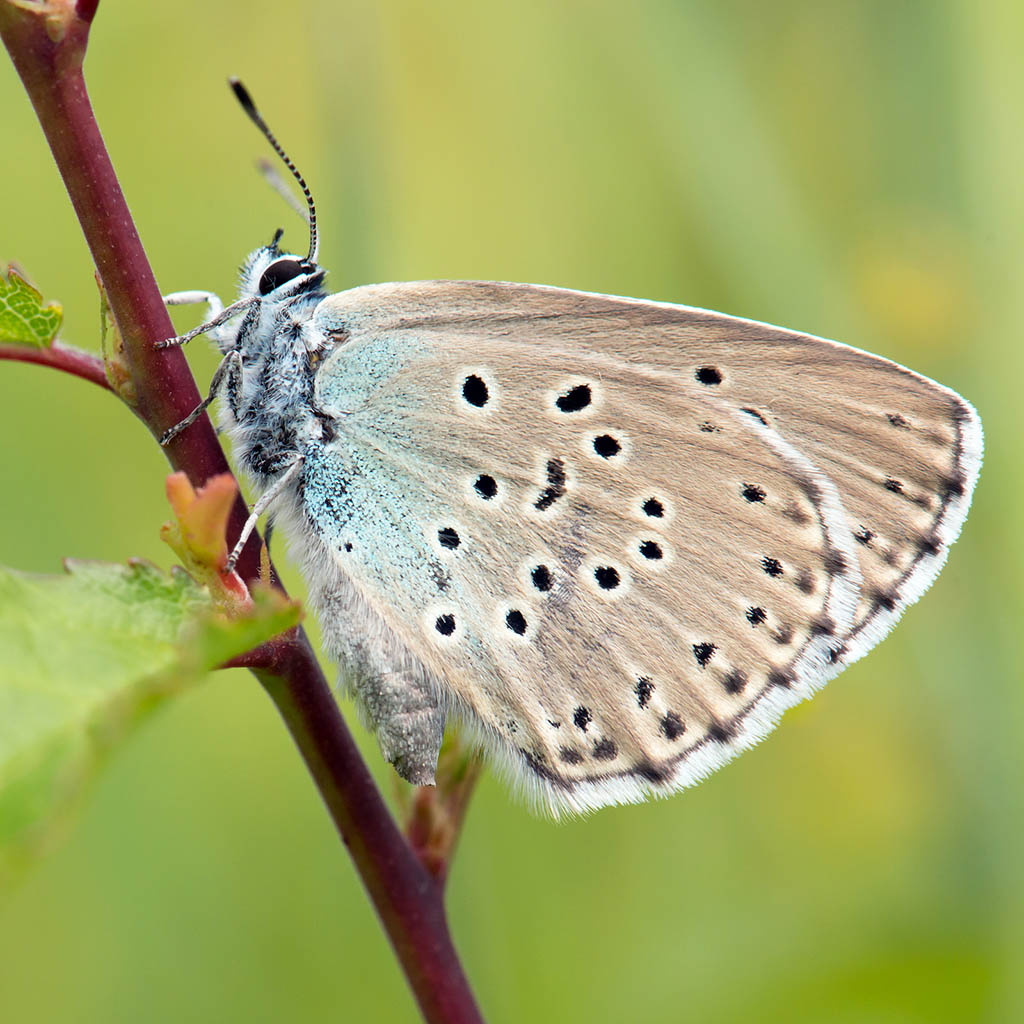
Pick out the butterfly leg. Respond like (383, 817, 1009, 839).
(163, 290, 225, 318)
(159, 350, 243, 445)
(157, 293, 257, 349)
(161, 290, 231, 346)
(225, 456, 304, 573)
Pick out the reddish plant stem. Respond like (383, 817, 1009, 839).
(0, 340, 111, 390)
(1, 4, 482, 1021)
(256, 643, 479, 1016)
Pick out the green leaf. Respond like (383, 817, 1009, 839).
(0, 265, 63, 347)
(0, 559, 301, 887)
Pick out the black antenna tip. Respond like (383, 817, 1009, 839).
(229, 78, 256, 116)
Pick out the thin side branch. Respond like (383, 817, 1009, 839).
(0, 340, 111, 391)
(406, 743, 484, 886)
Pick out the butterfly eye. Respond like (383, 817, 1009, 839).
(258, 258, 307, 295)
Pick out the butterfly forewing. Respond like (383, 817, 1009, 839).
(318, 283, 980, 649)
(296, 281, 981, 812)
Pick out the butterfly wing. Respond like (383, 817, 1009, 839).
(300, 281, 981, 814)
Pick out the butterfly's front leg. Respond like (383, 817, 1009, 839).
(163, 289, 225, 318)
(158, 291, 258, 350)
(162, 290, 230, 347)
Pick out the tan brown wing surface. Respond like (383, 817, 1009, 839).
(318, 280, 981, 664)
(308, 281, 981, 812)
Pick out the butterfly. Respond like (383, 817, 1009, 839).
(160, 81, 982, 815)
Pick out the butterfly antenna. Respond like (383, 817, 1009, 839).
(229, 78, 319, 265)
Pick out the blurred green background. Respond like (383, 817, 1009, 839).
(2, 1, 1020, 1021)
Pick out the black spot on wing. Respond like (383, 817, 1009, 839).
(795, 569, 816, 594)
(693, 642, 716, 667)
(462, 374, 489, 407)
(660, 712, 685, 740)
(642, 497, 664, 518)
(811, 616, 836, 636)
(556, 384, 592, 412)
(782, 502, 811, 526)
(506, 609, 527, 634)
(474, 474, 497, 499)
(942, 472, 966, 498)
(639, 540, 663, 560)
(723, 670, 747, 695)
(534, 458, 566, 511)
(707, 720, 736, 743)
(521, 749, 569, 787)
(768, 668, 795, 689)
(634, 761, 669, 784)
(635, 677, 654, 708)
(437, 526, 460, 549)
(531, 564, 553, 591)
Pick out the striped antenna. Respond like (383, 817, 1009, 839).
(229, 78, 319, 264)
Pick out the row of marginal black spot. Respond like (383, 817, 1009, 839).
(559, 681, 688, 767)
(555, 656, 755, 769)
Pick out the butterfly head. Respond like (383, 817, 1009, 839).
(239, 229, 326, 304)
